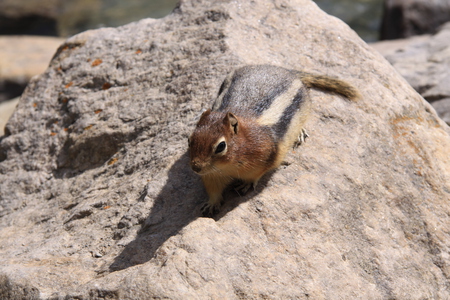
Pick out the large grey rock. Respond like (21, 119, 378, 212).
(1, 0, 450, 299)
(380, 0, 450, 40)
(372, 22, 450, 124)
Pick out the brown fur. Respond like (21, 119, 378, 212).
(189, 111, 277, 214)
(300, 74, 361, 101)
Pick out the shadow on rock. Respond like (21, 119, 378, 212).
(53, 130, 136, 179)
(109, 151, 272, 272)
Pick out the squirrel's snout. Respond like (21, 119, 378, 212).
(190, 161, 203, 173)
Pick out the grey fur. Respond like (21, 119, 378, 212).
(212, 65, 302, 116)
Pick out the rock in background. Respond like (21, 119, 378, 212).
(0, 36, 64, 136)
(372, 22, 450, 125)
(0, 36, 65, 102)
(0, 0, 60, 36)
(1, 0, 450, 299)
(0, 98, 20, 137)
(380, 0, 450, 40)
(0, 0, 179, 37)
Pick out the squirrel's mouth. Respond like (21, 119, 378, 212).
(191, 164, 207, 175)
(192, 168, 213, 176)
(190, 162, 217, 176)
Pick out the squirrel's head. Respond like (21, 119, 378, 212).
(188, 110, 239, 175)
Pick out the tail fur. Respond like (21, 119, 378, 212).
(300, 73, 361, 101)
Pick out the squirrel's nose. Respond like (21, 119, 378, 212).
(191, 162, 202, 173)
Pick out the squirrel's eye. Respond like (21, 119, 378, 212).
(215, 141, 226, 154)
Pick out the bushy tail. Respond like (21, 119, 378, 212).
(300, 73, 361, 101)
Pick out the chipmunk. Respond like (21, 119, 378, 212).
(188, 65, 360, 216)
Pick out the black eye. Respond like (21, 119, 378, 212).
(215, 141, 226, 154)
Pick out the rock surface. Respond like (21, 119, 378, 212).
(372, 21, 450, 124)
(0, 0, 450, 299)
(380, 0, 450, 40)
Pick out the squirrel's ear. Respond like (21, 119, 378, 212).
(225, 112, 239, 134)
(201, 109, 211, 117)
(196, 109, 211, 125)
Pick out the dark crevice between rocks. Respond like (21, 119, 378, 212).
(0, 15, 57, 36)
(424, 94, 449, 103)
(0, 80, 27, 103)
(108, 151, 274, 272)
(0, 137, 6, 163)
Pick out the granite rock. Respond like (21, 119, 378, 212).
(0, 0, 450, 299)
(372, 21, 450, 124)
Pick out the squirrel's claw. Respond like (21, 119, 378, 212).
(201, 202, 220, 217)
(234, 180, 258, 196)
(294, 128, 309, 147)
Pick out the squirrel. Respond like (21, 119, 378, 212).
(188, 65, 361, 216)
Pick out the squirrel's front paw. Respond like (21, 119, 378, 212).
(201, 202, 220, 217)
